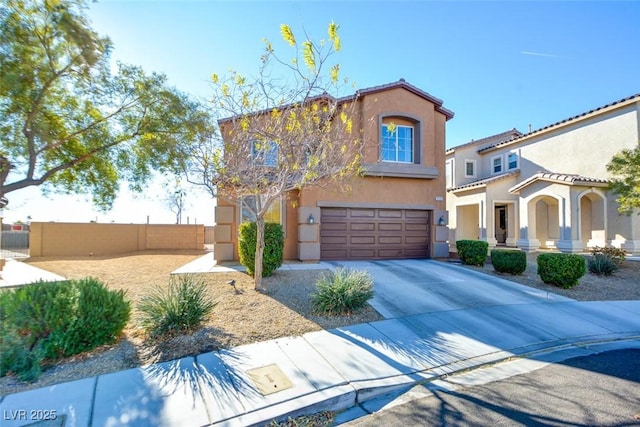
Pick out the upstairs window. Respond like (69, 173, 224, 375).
(381, 124, 414, 163)
(241, 195, 282, 224)
(251, 140, 278, 167)
(464, 159, 476, 178)
(445, 159, 454, 188)
(507, 152, 518, 170)
(492, 155, 503, 174)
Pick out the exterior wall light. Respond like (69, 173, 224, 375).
(308, 214, 315, 224)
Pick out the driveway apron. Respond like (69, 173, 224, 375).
(331, 259, 573, 318)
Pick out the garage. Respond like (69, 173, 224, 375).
(320, 207, 431, 260)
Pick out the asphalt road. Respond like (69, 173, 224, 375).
(341, 349, 640, 426)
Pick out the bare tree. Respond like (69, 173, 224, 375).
(187, 23, 364, 290)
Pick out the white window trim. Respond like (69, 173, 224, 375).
(381, 124, 414, 163)
(491, 155, 503, 174)
(464, 159, 476, 178)
(445, 159, 454, 188)
(507, 152, 519, 170)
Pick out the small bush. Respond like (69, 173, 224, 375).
(588, 254, 618, 276)
(311, 268, 374, 315)
(0, 278, 130, 381)
(456, 240, 489, 266)
(139, 275, 217, 337)
(537, 253, 586, 288)
(590, 246, 626, 265)
(0, 329, 43, 382)
(491, 249, 527, 275)
(238, 221, 284, 277)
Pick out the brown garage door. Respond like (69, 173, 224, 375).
(320, 207, 430, 260)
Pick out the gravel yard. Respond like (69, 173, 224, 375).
(1, 250, 638, 396)
(0, 250, 382, 395)
(455, 252, 640, 301)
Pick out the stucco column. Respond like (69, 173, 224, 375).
(297, 207, 320, 262)
(212, 205, 235, 262)
(556, 195, 584, 253)
(433, 210, 449, 257)
(506, 203, 518, 247)
(516, 195, 540, 252)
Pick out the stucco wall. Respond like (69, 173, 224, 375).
(492, 105, 639, 180)
(30, 222, 205, 257)
(214, 84, 450, 261)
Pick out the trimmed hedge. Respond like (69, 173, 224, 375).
(537, 253, 586, 288)
(238, 221, 284, 277)
(456, 240, 489, 266)
(0, 278, 130, 381)
(491, 249, 527, 275)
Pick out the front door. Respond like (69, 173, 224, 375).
(495, 206, 507, 244)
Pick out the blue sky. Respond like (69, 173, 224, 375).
(5, 0, 640, 224)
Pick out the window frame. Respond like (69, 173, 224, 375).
(491, 155, 503, 174)
(240, 195, 283, 225)
(464, 159, 476, 178)
(251, 140, 278, 167)
(381, 123, 415, 163)
(445, 159, 454, 188)
(507, 152, 518, 170)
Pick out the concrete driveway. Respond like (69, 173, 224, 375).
(330, 259, 573, 318)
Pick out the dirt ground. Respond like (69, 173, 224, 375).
(2, 250, 639, 396)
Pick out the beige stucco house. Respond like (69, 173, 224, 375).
(212, 79, 454, 262)
(446, 93, 640, 255)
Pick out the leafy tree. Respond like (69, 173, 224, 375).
(187, 22, 363, 290)
(0, 0, 214, 210)
(607, 144, 640, 214)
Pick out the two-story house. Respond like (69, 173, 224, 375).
(446, 93, 640, 255)
(211, 79, 454, 262)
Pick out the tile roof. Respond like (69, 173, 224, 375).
(508, 172, 609, 194)
(219, 79, 454, 124)
(446, 128, 523, 154)
(478, 93, 640, 154)
(352, 79, 455, 120)
(447, 169, 520, 193)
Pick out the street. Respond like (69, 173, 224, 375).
(341, 349, 640, 426)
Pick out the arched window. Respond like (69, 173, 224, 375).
(380, 115, 421, 164)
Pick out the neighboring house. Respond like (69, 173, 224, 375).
(446, 93, 640, 255)
(212, 79, 454, 262)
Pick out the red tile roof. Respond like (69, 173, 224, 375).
(448, 169, 520, 193)
(509, 172, 609, 194)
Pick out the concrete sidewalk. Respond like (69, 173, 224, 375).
(1, 299, 639, 427)
(0, 258, 65, 288)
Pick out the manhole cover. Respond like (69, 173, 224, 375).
(246, 364, 293, 395)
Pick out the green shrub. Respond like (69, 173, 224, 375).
(588, 254, 618, 276)
(537, 253, 586, 288)
(138, 275, 217, 337)
(456, 240, 489, 266)
(238, 221, 284, 277)
(0, 278, 130, 381)
(0, 329, 43, 382)
(590, 246, 626, 265)
(311, 268, 374, 315)
(491, 249, 527, 275)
